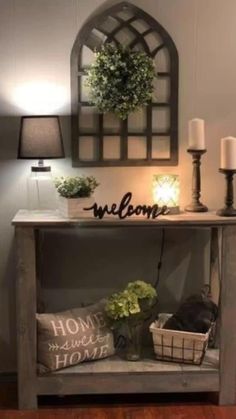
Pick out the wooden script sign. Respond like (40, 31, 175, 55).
(84, 192, 168, 220)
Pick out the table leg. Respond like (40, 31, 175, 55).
(209, 227, 221, 348)
(219, 225, 236, 405)
(210, 227, 221, 305)
(16, 227, 37, 409)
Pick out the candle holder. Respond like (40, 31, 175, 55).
(185, 149, 208, 213)
(217, 169, 236, 216)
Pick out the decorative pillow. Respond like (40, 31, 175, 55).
(37, 300, 115, 374)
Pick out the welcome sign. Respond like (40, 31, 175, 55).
(84, 192, 168, 220)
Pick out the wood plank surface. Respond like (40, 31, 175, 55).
(2, 382, 236, 418)
(219, 226, 236, 405)
(12, 209, 236, 227)
(37, 370, 219, 396)
(52, 349, 218, 375)
(37, 349, 219, 396)
(2, 405, 236, 419)
(16, 227, 37, 409)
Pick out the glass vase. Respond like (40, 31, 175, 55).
(125, 322, 143, 361)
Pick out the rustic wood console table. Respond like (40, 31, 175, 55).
(12, 210, 236, 409)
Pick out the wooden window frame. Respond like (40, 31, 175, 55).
(71, 1, 179, 167)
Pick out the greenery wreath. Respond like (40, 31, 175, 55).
(85, 44, 156, 120)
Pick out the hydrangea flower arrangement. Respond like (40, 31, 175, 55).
(105, 280, 157, 326)
(85, 44, 156, 120)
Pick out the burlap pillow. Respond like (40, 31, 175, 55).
(37, 300, 114, 373)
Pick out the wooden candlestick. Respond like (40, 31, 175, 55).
(217, 169, 236, 216)
(185, 149, 208, 213)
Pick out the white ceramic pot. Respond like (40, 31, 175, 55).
(58, 196, 94, 219)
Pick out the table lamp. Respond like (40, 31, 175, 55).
(18, 115, 65, 210)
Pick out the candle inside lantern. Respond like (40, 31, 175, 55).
(153, 175, 180, 214)
(188, 118, 205, 150)
(220, 136, 236, 170)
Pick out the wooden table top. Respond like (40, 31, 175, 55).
(11, 209, 236, 227)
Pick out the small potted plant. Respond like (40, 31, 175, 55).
(105, 280, 157, 361)
(55, 175, 99, 218)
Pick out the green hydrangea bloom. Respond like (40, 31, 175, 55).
(105, 280, 157, 325)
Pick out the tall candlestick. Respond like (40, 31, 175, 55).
(185, 149, 208, 213)
(188, 118, 205, 150)
(217, 169, 236, 217)
(220, 136, 236, 169)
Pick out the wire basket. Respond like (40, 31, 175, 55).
(149, 317, 212, 365)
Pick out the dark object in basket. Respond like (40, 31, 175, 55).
(163, 294, 218, 333)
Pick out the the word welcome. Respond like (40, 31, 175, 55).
(84, 192, 168, 220)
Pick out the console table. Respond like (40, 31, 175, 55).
(12, 210, 236, 409)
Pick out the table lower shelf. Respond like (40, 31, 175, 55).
(37, 349, 219, 396)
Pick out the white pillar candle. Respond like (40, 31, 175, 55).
(220, 136, 236, 169)
(188, 118, 205, 150)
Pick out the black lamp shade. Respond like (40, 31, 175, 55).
(18, 115, 65, 159)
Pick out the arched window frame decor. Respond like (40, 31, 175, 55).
(71, 1, 179, 167)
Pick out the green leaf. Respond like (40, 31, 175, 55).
(105, 280, 157, 326)
(54, 176, 99, 198)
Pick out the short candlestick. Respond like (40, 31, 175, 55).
(217, 169, 236, 216)
(185, 149, 208, 213)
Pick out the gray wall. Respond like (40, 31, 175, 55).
(0, 0, 235, 372)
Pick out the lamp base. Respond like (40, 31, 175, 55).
(217, 207, 236, 217)
(27, 168, 56, 210)
(185, 203, 208, 213)
(31, 166, 51, 172)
